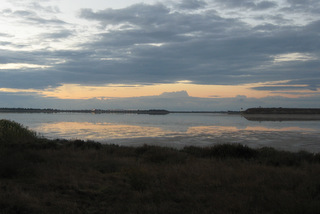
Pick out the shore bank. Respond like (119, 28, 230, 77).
(1, 120, 320, 213)
(243, 107, 320, 114)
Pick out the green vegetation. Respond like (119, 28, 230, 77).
(1, 119, 320, 213)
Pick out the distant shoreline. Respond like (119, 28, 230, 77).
(241, 108, 320, 121)
(2, 107, 320, 119)
(242, 107, 320, 114)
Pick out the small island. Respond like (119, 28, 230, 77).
(242, 107, 320, 121)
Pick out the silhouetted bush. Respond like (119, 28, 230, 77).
(65, 139, 103, 150)
(135, 145, 187, 164)
(0, 120, 37, 145)
(0, 150, 40, 179)
(257, 147, 320, 166)
(124, 167, 153, 191)
(183, 144, 258, 159)
(93, 157, 123, 174)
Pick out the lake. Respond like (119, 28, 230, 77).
(1, 112, 319, 152)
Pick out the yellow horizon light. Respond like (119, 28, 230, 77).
(39, 81, 311, 100)
(2, 80, 317, 100)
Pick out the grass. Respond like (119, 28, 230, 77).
(1, 119, 320, 213)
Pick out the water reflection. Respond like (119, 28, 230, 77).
(36, 122, 317, 141)
(187, 126, 316, 133)
(37, 122, 173, 140)
(33, 121, 320, 153)
(1, 112, 319, 152)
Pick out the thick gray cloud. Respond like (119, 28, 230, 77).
(39, 29, 74, 40)
(28, 2, 61, 13)
(0, 33, 13, 38)
(176, 0, 208, 10)
(5, 9, 66, 25)
(74, 4, 320, 88)
(254, 1, 277, 10)
(284, 0, 320, 13)
(251, 86, 317, 91)
(1, 1, 319, 89)
(214, 0, 277, 10)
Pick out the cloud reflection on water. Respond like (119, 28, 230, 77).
(36, 121, 317, 140)
(34, 121, 320, 153)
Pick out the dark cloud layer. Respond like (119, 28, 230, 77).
(75, 3, 320, 88)
(177, 0, 207, 10)
(5, 9, 66, 25)
(214, 0, 278, 10)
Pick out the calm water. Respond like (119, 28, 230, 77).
(1, 112, 319, 152)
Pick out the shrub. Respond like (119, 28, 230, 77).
(211, 144, 258, 159)
(0, 150, 41, 179)
(0, 120, 38, 145)
(258, 147, 319, 166)
(183, 144, 258, 159)
(65, 139, 102, 150)
(124, 167, 153, 191)
(134, 145, 187, 164)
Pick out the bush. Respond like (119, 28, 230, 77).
(0, 120, 38, 145)
(124, 167, 153, 191)
(183, 144, 258, 159)
(65, 139, 102, 150)
(0, 150, 41, 179)
(135, 145, 187, 164)
(258, 147, 320, 166)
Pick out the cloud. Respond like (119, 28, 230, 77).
(0, 70, 61, 89)
(77, 4, 259, 85)
(286, 79, 320, 91)
(284, 0, 320, 13)
(213, 0, 277, 10)
(251, 86, 318, 92)
(0, 32, 13, 38)
(79, 3, 171, 28)
(5, 9, 66, 25)
(176, 0, 207, 10)
(76, 3, 318, 88)
(159, 90, 190, 98)
(39, 29, 74, 40)
(254, 1, 278, 10)
(28, 2, 61, 14)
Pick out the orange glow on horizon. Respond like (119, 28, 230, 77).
(39, 81, 317, 100)
(40, 82, 271, 99)
(1, 80, 318, 100)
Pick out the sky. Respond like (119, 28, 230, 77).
(0, 0, 319, 111)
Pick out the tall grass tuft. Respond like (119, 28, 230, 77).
(0, 119, 38, 145)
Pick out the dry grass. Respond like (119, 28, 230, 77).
(1, 120, 320, 213)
